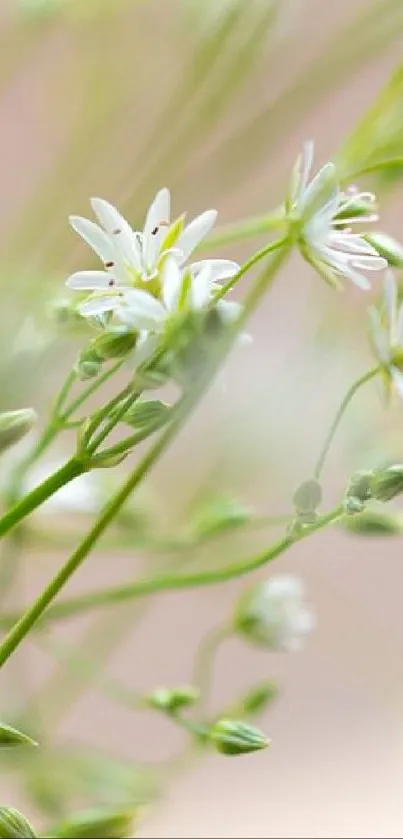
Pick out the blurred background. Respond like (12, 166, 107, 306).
(1, 0, 403, 836)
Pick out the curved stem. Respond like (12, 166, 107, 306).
(0, 506, 342, 629)
(342, 157, 403, 183)
(313, 367, 379, 480)
(214, 235, 288, 302)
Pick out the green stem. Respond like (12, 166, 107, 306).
(200, 207, 285, 250)
(86, 389, 140, 455)
(314, 367, 380, 480)
(0, 246, 290, 667)
(51, 370, 77, 419)
(214, 235, 288, 302)
(2, 507, 342, 627)
(342, 157, 403, 183)
(0, 458, 84, 540)
(61, 359, 125, 422)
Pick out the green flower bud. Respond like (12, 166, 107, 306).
(365, 232, 403, 268)
(147, 685, 200, 713)
(0, 722, 37, 749)
(293, 479, 322, 517)
(371, 464, 403, 502)
(122, 400, 170, 429)
(76, 360, 102, 381)
(238, 682, 279, 715)
(341, 507, 403, 536)
(51, 808, 137, 839)
(343, 496, 366, 515)
(209, 720, 270, 756)
(92, 329, 137, 361)
(345, 469, 374, 505)
(0, 806, 37, 838)
(0, 410, 37, 455)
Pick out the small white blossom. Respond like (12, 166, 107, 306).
(235, 574, 316, 652)
(66, 190, 239, 322)
(289, 142, 387, 289)
(369, 271, 403, 399)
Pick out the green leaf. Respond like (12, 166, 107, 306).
(0, 722, 37, 749)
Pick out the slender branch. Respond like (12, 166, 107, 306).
(193, 625, 230, 714)
(200, 206, 286, 250)
(313, 367, 380, 480)
(0, 506, 343, 628)
(0, 457, 85, 540)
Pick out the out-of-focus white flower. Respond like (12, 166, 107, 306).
(234, 574, 316, 652)
(27, 462, 101, 515)
(67, 190, 239, 322)
(288, 142, 387, 289)
(368, 271, 403, 399)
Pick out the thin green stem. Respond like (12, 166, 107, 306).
(314, 367, 380, 480)
(214, 235, 288, 303)
(199, 207, 286, 251)
(2, 506, 342, 627)
(51, 370, 77, 419)
(0, 458, 85, 540)
(0, 246, 290, 666)
(61, 359, 125, 422)
(86, 389, 140, 455)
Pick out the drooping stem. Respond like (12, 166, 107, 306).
(193, 625, 231, 714)
(0, 245, 290, 667)
(313, 367, 380, 480)
(0, 506, 343, 629)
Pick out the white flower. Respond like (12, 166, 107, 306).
(117, 256, 242, 333)
(66, 189, 239, 322)
(289, 142, 387, 289)
(235, 574, 316, 652)
(369, 271, 403, 398)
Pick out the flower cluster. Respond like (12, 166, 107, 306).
(67, 190, 240, 357)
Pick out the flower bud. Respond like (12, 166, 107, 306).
(92, 329, 137, 361)
(122, 400, 170, 429)
(345, 469, 374, 507)
(0, 806, 37, 838)
(209, 720, 270, 756)
(365, 232, 403, 268)
(76, 360, 102, 380)
(0, 410, 37, 455)
(51, 808, 137, 839)
(293, 479, 322, 521)
(234, 575, 315, 652)
(341, 507, 403, 536)
(0, 722, 37, 749)
(371, 464, 403, 502)
(147, 685, 199, 713)
(238, 682, 279, 715)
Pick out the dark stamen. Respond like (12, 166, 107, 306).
(105, 261, 115, 268)
(151, 226, 159, 236)
(108, 279, 115, 287)
(113, 228, 122, 235)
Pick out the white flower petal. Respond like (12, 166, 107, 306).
(177, 209, 217, 263)
(69, 216, 113, 262)
(119, 288, 166, 330)
(66, 271, 117, 290)
(143, 188, 171, 238)
(368, 307, 389, 363)
(78, 295, 123, 317)
(299, 162, 338, 218)
(90, 197, 140, 270)
(162, 257, 182, 312)
(191, 259, 239, 282)
(191, 263, 213, 310)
